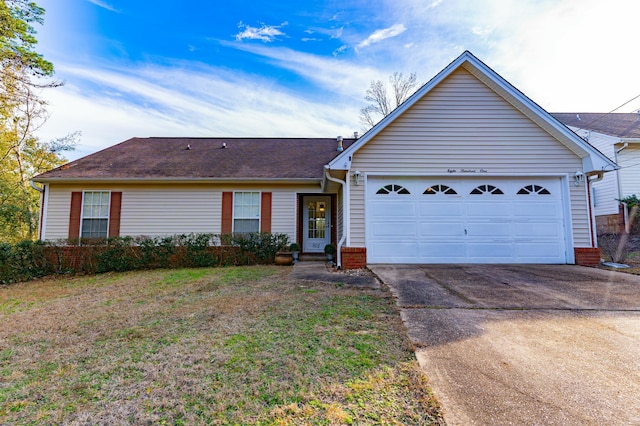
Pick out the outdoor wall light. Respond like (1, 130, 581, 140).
(352, 170, 362, 186)
(574, 170, 585, 186)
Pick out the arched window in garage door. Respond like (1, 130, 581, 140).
(376, 184, 411, 195)
(517, 185, 551, 195)
(470, 184, 504, 195)
(423, 184, 457, 195)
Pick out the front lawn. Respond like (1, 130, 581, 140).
(0, 266, 443, 425)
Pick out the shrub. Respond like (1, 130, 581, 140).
(136, 235, 176, 269)
(177, 233, 218, 267)
(0, 232, 292, 284)
(0, 240, 52, 284)
(233, 232, 290, 264)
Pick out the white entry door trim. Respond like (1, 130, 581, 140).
(303, 196, 332, 253)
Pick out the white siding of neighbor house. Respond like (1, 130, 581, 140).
(568, 127, 620, 216)
(42, 183, 321, 242)
(349, 67, 590, 247)
(618, 145, 640, 200)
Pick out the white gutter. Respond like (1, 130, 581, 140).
(30, 180, 44, 192)
(32, 177, 322, 184)
(616, 142, 629, 154)
(324, 167, 347, 269)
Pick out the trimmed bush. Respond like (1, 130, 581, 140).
(0, 232, 291, 284)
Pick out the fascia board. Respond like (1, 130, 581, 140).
(32, 177, 322, 185)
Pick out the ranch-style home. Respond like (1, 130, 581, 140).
(33, 51, 616, 268)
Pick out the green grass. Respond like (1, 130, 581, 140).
(0, 266, 443, 425)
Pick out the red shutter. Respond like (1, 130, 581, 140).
(108, 192, 122, 237)
(221, 192, 233, 234)
(260, 192, 272, 232)
(68, 192, 82, 241)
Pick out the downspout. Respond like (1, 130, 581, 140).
(615, 142, 628, 233)
(324, 167, 347, 269)
(30, 180, 45, 240)
(584, 176, 595, 247)
(586, 171, 606, 246)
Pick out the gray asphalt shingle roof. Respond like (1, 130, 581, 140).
(552, 113, 640, 139)
(35, 137, 355, 180)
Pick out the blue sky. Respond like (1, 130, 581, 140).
(35, 0, 640, 160)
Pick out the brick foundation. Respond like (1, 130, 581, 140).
(341, 247, 367, 270)
(574, 248, 602, 267)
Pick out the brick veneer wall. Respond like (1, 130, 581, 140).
(574, 248, 601, 267)
(595, 204, 625, 235)
(341, 247, 366, 270)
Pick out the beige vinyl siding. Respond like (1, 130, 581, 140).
(350, 67, 590, 247)
(618, 146, 640, 199)
(271, 191, 297, 240)
(42, 183, 322, 241)
(43, 187, 71, 240)
(120, 189, 220, 236)
(569, 128, 619, 216)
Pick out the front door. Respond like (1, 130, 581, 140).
(303, 196, 331, 253)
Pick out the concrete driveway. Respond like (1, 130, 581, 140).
(369, 264, 640, 426)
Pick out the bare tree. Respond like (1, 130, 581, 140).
(359, 72, 418, 130)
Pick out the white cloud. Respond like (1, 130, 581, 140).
(380, 0, 640, 113)
(86, 0, 119, 12)
(36, 59, 362, 160)
(474, 0, 640, 112)
(333, 45, 348, 56)
(222, 42, 383, 100)
(235, 22, 287, 42)
(472, 25, 494, 39)
(357, 24, 407, 49)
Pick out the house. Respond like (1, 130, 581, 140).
(33, 51, 616, 268)
(552, 113, 640, 234)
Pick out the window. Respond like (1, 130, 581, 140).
(470, 184, 504, 195)
(81, 191, 110, 238)
(307, 201, 326, 239)
(517, 185, 550, 195)
(424, 184, 457, 195)
(233, 192, 260, 233)
(376, 184, 411, 195)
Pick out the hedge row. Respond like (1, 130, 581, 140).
(0, 232, 290, 284)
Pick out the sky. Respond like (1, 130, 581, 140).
(34, 0, 640, 161)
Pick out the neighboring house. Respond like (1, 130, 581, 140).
(552, 113, 640, 234)
(33, 51, 616, 268)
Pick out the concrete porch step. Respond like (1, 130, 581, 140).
(298, 254, 328, 262)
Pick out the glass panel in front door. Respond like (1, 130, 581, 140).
(307, 201, 326, 239)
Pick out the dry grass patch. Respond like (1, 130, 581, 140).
(0, 266, 443, 425)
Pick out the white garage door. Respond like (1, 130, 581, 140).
(367, 177, 567, 264)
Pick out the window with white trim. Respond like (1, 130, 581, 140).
(81, 191, 110, 238)
(233, 191, 260, 233)
(376, 184, 411, 195)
